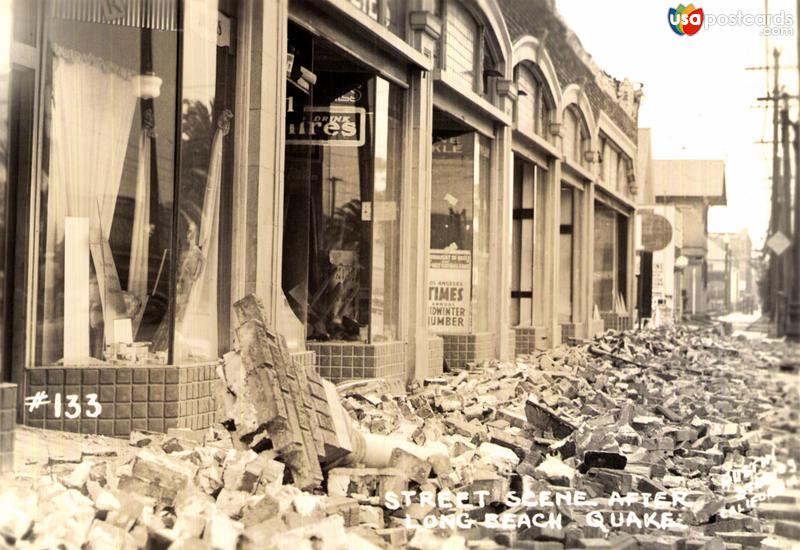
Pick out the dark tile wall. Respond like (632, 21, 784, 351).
(441, 332, 494, 369)
(307, 341, 405, 385)
(600, 313, 632, 333)
(560, 322, 577, 342)
(515, 327, 538, 356)
(23, 363, 218, 437)
(0, 383, 16, 475)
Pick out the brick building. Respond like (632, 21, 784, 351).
(0, 0, 642, 438)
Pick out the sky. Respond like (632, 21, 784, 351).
(557, 0, 799, 248)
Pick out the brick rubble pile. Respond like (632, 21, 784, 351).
(1, 319, 799, 549)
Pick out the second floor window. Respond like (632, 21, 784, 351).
(515, 64, 553, 140)
(563, 105, 589, 167)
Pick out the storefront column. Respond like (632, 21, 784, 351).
(492, 80, 517, 361)
(537, 151, 562, 349)
(407, 11, 442, 381)
(627, 212, 637, 321)
(231, 0, 288, 329)
(583, 181, 598, 338)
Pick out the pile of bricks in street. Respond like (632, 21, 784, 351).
(1, 303, 799, 549)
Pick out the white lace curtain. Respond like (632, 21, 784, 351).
(41, 45, 137, 364)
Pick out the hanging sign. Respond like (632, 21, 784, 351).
(639, 211, 673, 252)
(428, 250, 472, 334)
(286, 106, 366, 147)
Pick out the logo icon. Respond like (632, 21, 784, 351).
(668, 4, 704, 35)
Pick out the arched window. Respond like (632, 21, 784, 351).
(563, 105, 589, 167)
(515, 63, 553, 139)
(617, 155, 627, 192)
(445, 0, 480, 91)
(600, 133, 632, 193)
(441, 0, 502, 97)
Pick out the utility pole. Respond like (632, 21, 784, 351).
(781, 95, 793, 335)
(769, 48, 782, 332)
(786, 0, 800, 342)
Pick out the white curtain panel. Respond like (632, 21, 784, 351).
(41, 45, 137, 363)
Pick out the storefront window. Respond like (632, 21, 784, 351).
(430, 115, 492, 334)
(594, 204, 616, 312)
(172, 0, 237, 362)
(33, 0, 236, 366)
(282, 29, 404, 343)
(35, 2, 179, 365)
(0, 0, 10, 380)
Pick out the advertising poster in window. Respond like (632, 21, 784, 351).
(428, 249, 471, 334)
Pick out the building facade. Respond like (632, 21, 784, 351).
(707, 231, 756, 315)
(0, 0, 642, 436)
(652, 159, 727, 320)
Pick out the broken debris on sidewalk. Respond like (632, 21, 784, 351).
(2, 304, 799, 549)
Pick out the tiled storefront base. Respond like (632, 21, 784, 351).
(0, 383, 16, 475)
(427, 336, 444, 377)
(23, 363, 218, 437)
(600, 313, 632, 333)
(515, 327, 542, 356)
(307, 341, 405, 385)
(441, 332, 494, 370)
(560, 323, 579, 343)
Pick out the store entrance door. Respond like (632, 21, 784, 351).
(511, 155, 535, 326)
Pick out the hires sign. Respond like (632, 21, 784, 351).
(286, 107, 366, 147)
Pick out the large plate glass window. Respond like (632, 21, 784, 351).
(32, 0, 236, 366)
(430, 111, 492, 334)
(282, 27, 404, 343)
(593, 203, 616, 312)
(173, 0, 237, 362)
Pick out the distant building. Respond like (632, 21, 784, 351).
(653, 160, 727, 318)
(634, 130, 685, 326)
(707, 231, 756, 315)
